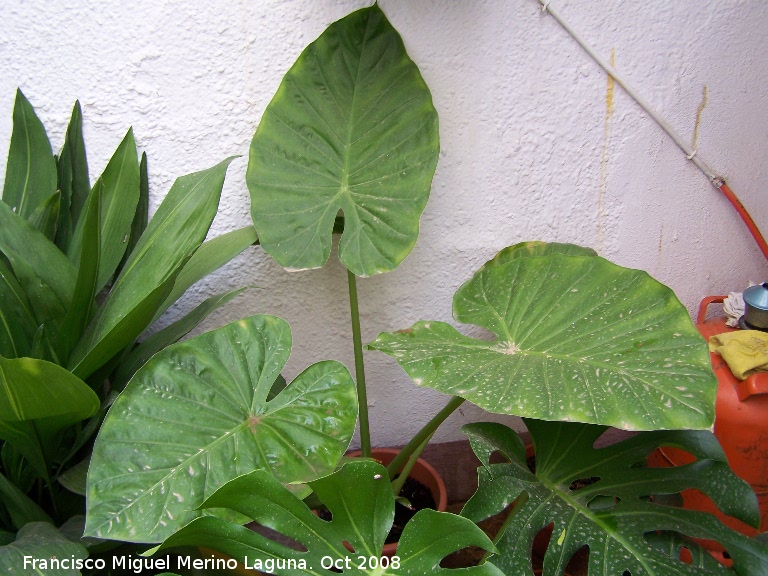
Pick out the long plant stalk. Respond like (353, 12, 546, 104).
(386, 395, 465, 478)
(347, 269, 371, 457)
(390, 435, 431, 498)
(479, 491, 530, 564)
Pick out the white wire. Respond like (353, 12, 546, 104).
(535, 0, 724, 187)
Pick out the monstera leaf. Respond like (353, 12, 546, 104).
(461, 420, 768, 576)
(369, 243, 717, 431)
(85, 315, 357, 543)
(247, 4, 439, 277)
(157, 460, 503, 575)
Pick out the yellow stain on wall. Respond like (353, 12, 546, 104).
(692, 85, 708, 150)
(597, 48, 616, 252)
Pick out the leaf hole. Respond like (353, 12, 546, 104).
(569, 476, 600, 491)
(246, 522, 308, 552)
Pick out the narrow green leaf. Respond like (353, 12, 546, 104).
(156, 225, 257, 319)
(0, 472, 53, 530)
(85, 315, 358, 543)
(370, 244, 717, 431)
(0, 258, 35, 359)
(57, 183, 101, 363)
(1, 89, 57, 221)
(27, 191, 60, 241)
(64, 101, 90, 233)
(69, 158, 235, 379)
(68, 129, 140, 291)
(115, 151, 150, 280)
(115, 288, 245, 387)
(0, 201, 76, 339)
(248, 5, 439, 277)
(0, 522, 88, 575)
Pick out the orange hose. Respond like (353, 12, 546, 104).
(718, 183, 768, 263)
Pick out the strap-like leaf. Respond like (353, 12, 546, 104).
(0, 200, 76, 337)
(461, 421, 768, 576)
(69, 158, 234, 379)
(1, 89, 57, 221)
(56, 100, 91, 251)
(85, 315, 357, 543)
(248, 4, 439, 277)
(155, 225, 257, 320)
(370, 244, 717, 431)
(0, 258, 35, 359)
(157, 460, 503, 575)
(57, 184, 101, 363)
(114, 288, 245, 387)
(68, 128, 140, 291)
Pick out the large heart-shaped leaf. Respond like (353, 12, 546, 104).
(247, 4, 439, 277)
(157, 460, 503, 575)
(461, 421, 767, 576)
(0, 522, 88, 575)
(369, 244, 717, 431)
(85, 315, 357, 543)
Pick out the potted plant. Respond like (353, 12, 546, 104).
(77, 4, 767, 575)
(0, 90, 257, 572)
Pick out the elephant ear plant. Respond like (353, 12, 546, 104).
(0, 90, 256, 570)
(83, 4, 768, 576)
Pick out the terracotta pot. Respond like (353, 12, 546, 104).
(347, 447, 448, 557)
(647, 296, 768, 563)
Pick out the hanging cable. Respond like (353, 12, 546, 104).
(534, 0, 768, 262)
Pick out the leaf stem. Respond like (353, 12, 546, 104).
(347, 269, 371, 458)
(390, 434, 431, 498)
(386, 395, 465, 478)
(480, 491, 529, 564)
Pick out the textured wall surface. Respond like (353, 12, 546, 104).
(1, 0, 766, 446)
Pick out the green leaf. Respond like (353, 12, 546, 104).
(0, 472, 53, 530)
(114, 288, 245, 387)
(57, 184, 101, 363)
(0, 258, 35, 359)
(1, 89, 57, 221)
(369, 244, 717, 431)
(27, 191, 60, 241)
(56, 100, 91, 251)
(461, 421, 768, 576)
(69, 158, 235, 379)
(69, 129, 140, 291)
(0, 355, 99, 479)
(157, 461, 502, 575)
(247, 4, 439, 277)
(115, 151, 150, 280)
(0, 355, 99, 427)
(155, 225, 257, 320)
(0, 200, 76, 336)
(0, 522, 88, 575)
(85, 315, 358, 543)
(58, 456, 89, 497)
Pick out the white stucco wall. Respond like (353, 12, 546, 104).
(1, 1, 766, 447)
